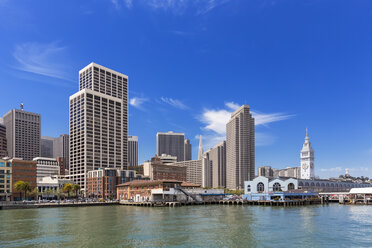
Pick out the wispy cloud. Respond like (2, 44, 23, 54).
(111, 0, 120, 10)
(129, 97, 148, 110)
(124, 0, 133, 9)
(199, 102, 294, 149)
(160, 97, 188, 110)
(111, 0, 230, 15)
(12, 42, 73, 82)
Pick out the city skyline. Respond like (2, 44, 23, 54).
(1, 1, 372, 178)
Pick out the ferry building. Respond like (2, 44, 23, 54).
(245, 130, 371, 195)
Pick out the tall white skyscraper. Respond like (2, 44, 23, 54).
(300, 129, 314, 179)
(198, 135, 203, 160)
(226, 105, 255, 189)
(156, 131, 185, 162)
(128, 135, 138, 167)
(69, 63, 128, 191)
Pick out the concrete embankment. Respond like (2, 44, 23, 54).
(0, 202, 118, 210)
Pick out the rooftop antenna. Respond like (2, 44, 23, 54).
(20, 103, 24, 111)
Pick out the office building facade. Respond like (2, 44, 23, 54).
(128, 135, 138, 167)
(41, 136, 55, 158)
(33, 157, 60, 181)
(3, 109, 41, 160)
(70, 63, 128, 191)
(156, 131, 185, 162)
(171, 160, 203, 185)
(0, 124, 7, 158)
(184, 139, 192, 161)
(226, 105, 255, 189)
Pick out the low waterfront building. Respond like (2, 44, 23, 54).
(10, 158, 37, 200)
(86, 168, 140, 199)
(37, 176, 74, 199)
(116, 180, 221, 202)
(33, 157, 59, 180)
(0, 159, 12, 201)
(244, 176, 371, 194)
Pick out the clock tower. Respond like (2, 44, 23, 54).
(300, 129, 314, 179)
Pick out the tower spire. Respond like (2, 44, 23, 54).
(198, 135, 203, 160)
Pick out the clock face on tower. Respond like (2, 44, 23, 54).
(303, 164, 309, 170)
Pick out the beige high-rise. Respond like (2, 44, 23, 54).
(226, 105, 255, 189)
(69, 63, 128, 191)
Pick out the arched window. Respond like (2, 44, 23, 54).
(299, 182, 304, 187)
(316, 183, 320, 187)
(273, 182, 281, 191)
(257, 182, 265, 193)
(247, 185, 251, 192)
(305, 182, 309, 187)
(310, 182, 315, 187)
(288, 183, 295, 191)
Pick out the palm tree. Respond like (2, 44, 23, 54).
(72, 184, 81, 200)
(63, 183, 73, 198)
(46, 189, 52, 200)
(14, 181, 32, 201)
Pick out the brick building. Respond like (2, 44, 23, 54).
(86, 168, 140, 199)
(57, 157, 66, 176)
(11, 159, 37, 201)
(143, 156, 187, 181)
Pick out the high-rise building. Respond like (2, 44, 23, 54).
(210, 141, 226, 188)
(41, 136, 55, 158)
(171, 160, 203, 185)
(258, 166, 274, 178)
(226, 105, 255, 189)
(202, 149, 212, 188)
(128, 136, 138, 167)
(156, 131, 185, 162)
(40, 135, 70, 170)
(198, 135, 203, 160)
(300, 129, 314, 179)
(184, 139, 192, 161)
(3, 109, 41, 160)
(202, 141, 226, 188)
(0, 123, 7, 158)
(69, 63, 128, 191)
(55, 134, 69, 170)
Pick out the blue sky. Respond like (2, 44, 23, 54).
(0, 0, 371, 178)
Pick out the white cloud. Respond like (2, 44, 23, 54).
(129, 97, 148, 109)
(112, 0, 230, 15)
(160, 97, 188, 110)
(111, 0, 120, 10)
(198, 101, 293, 149)
(124, 0, 133, 9)
(12, 42, 72, 81)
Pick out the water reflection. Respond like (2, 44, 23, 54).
(1, 205, 372, 247)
